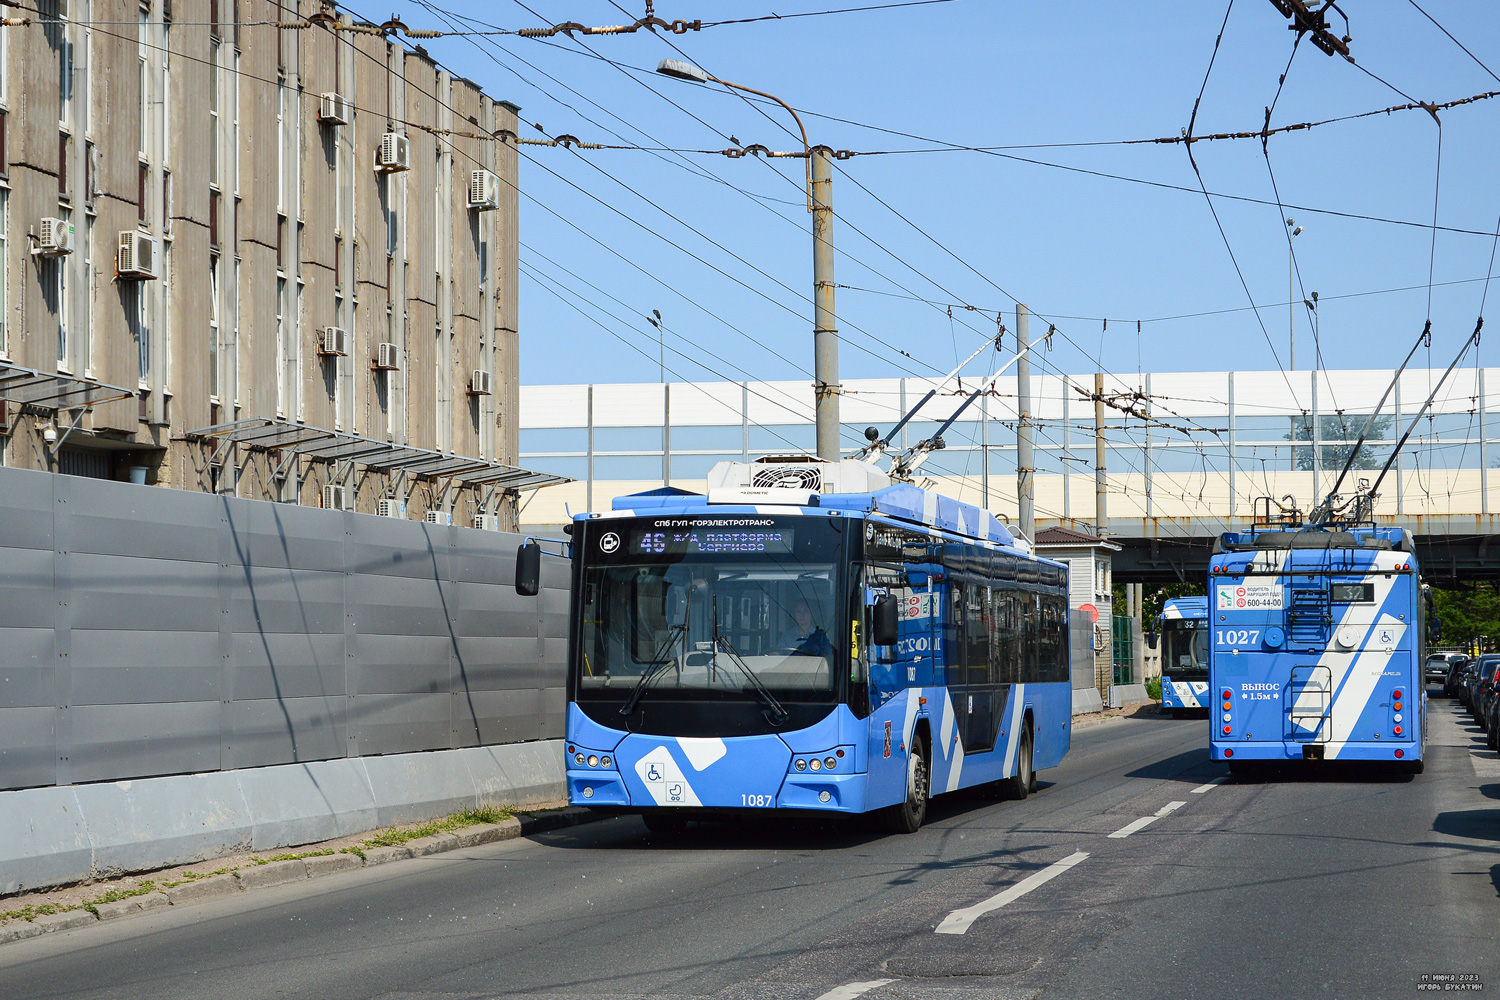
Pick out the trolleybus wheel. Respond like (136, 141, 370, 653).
(883, 733, 929, 834)
(1005, 724, 1034, 801)
(641, 812, 688, 837)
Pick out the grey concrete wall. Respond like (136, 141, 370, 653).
(1069, 619, 1103, 715)
(0, 740, 565, 895)
(0, 464, 569, 793)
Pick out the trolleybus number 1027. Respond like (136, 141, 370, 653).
(1216, 629, 1260, 647)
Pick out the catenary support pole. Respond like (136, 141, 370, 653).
(1095, 372, 1108, 538)
(1016, 305, 1035, 541)
(812, 147, 840, 462)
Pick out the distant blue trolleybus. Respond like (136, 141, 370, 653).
(1158, 596, 1210, 717)
(1207, 512, 1428, 772)
(520, 456, 1074, 833)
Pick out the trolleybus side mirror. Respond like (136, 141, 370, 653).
(1429, 615, 1443, 644)
(515, 541, 542, 597)
(871, 594, 899, 646)
(1145, 632, 1159, 651)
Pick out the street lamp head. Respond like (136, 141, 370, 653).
(1286, 217, 1296, 228)
(1304, 299, 1317, 311)
(1291, 225, 1304, 238)
(657, 59, 710, 83)
(1310, 290, 1318, 302)
(652, 308, 662, 321)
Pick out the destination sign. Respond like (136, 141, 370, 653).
(630, 528, 796, 555)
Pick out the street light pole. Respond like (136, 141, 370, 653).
(647, 309, 664, 383)
(1287, 218, 1304, 369)
(657, 59, 840, 461)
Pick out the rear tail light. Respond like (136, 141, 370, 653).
(1395, 749, 1405, 758)
(1393, 689, 1403, 700)
(1222, 690, 1232, 700)
(1394, 725, 1404, 735)
(1222, 725, 1232, 735)
(1224, 748, 1234, 758)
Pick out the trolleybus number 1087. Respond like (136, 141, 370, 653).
(741, 794, 774, 808)
(1216, 629, 1260, 647)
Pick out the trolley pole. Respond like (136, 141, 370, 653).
(1095, 372, 1108, 538)
(812, 147, 841, 462)
(1016, 305, 1035, 541)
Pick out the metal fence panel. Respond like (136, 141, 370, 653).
(0, 465, 569, 791)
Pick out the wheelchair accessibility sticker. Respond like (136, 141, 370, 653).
(635, 745, 702, 807)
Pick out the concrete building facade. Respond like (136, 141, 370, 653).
(0, 1, 553, 527)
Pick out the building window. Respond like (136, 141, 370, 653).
(53, 213, 69, 367)
(209, 40, 220, 189)
(81, 215, 92, 375)
(136, 283, 150, 383)
(137, 10, 147, 157)
(275, 275, 287, 415)
(0, 189, 7, 356)
(209, 254, 220, 399)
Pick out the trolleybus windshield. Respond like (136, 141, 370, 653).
(574, 515, 845, 737)
(1162, 619, 1209, 677)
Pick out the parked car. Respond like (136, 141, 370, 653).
(1488, 688, 1500, 751)
(1467, 658, 1500, 726)
(1476, 662, 1500, 733)
(1428, 653, 1459, 685)
(1445, 657, 1472, 698)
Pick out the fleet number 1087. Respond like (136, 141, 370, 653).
(1217, 629, 1260, 646)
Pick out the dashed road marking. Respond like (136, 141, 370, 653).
(1190, 777, 1228, 794)
(814, 979, 894, 1000)
(1108, 800, 1187, 839)
(935, 851, 1090, 935)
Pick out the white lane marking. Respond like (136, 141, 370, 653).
(935, 851, 1090, 935)
(814, 980, 894, 1000)
(1190, 777, 1228, 794)
(1108, 800, 1187, 839)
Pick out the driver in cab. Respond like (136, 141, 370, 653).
(779, 600, 834, 659)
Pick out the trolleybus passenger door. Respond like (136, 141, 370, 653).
(959, 582, 997, 754)
(864, 567, 937, 710)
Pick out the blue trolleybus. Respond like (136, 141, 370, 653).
(526, 457, 1073, 833)
(1158, 597, 1210, 717)
(1207, 513, 1428, 772)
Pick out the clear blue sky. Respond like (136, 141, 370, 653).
(382, 1, 1500, 389)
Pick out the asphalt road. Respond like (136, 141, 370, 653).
(3, 690, 1497, 1000)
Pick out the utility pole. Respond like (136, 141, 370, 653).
(1016, 305, 1035, 541)
(1095, 373, 1108, 538)
(812, 146, 840, 462)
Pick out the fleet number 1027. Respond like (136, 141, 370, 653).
(1217, 629, 1260, 646)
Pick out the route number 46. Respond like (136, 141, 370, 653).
(1217, 629, 1260, 647)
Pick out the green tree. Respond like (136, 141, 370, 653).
(1287, 414, 1392, 472)
(1431, 583, 1500, 653)
(1113, 581, 1207, 625)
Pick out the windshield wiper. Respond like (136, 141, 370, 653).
(619, 623, 686, 718)
(711, 595, 788, 725)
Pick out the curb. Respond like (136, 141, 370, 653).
(0, 807, 602, 945)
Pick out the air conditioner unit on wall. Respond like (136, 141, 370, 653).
(322, 484, 349, 510)
(117, 231, 158, 279)
(375, 132, 410, 172)
(35, 217, 72, 256)
(468, 370, 492, 396)
(318, 92, 351, 126)
(318, 326, 348, 357)
(468, 169, 500, 210)
(372, 342, 400, 371)
(473, 514, 500, 531)
(425, 509, 451, 525)
(377, 497, 403, 518)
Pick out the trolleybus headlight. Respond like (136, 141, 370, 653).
(588, 755, 599, 767)
(600, 756, 611, 768)
(574, 753, 586, 766)
(819, 791, 832, 803)
(810, 758, 822, 770)
(582, 786, 594, 798)
(824, 757, 837, 770)
(795, 759, 807, 771)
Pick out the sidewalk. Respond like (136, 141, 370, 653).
(0, 803, 603, 946)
